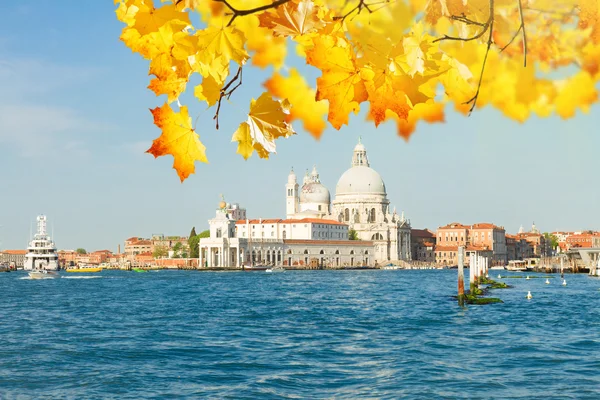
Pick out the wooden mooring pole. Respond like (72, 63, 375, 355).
(458, 246, 465, 306)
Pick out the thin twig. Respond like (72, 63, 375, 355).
(462, 0, 495, 115)
(500, 0, 527, 67)
(451, 13, 486, 27)
(333, 0, 376, 22)
(214, 66, 243, 129)
(432, 0, 494, 44)
(213, 0, 293, 26)
(517, 0, 527, 67)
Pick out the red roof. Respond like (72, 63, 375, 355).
(411, 229, 435, 238)
(130, 240, 151, 245)
(471, 223, 503, 230)
(236, 218, 346, 226)
(1, 250, 27, 255)
(438, 223, 470, 230)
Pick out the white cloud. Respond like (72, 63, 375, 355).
(0, 57, 107, 158)
(0, 104, 90, 157)
(0, 58, 100, 101)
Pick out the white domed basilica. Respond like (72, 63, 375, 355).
(286, 139, 412, 262)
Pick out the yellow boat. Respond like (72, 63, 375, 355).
(65, 265, 102, 273)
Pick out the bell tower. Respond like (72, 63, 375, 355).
(286, 168, 299, 218)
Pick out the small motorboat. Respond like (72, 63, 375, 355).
(266, 266, 285, 273)
(28, 269, 58, 279)
(66, 264, 102, 273)
(133, 268, 148, 273)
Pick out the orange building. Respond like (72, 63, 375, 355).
(411, 229, 436, 262)
(566, 233, 596, 248)
(0, 250, 27, 268)
(435, 222, 507, 265)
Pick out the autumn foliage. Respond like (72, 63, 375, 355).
(115, 0, 600, 181)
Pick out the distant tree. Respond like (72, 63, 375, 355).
(543, 232, 559, 249)
(189, 235, 200, 258)
(189, 226, 197, 239)
(349, 229, 359, 240)
(76, 248, 86, 254)
(198, 229, 210, 239)
(153, 245, 168, 258)
(173, 242, 183, 258)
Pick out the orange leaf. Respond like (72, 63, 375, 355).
(147, 103, 208, 182)
(264, 68, 328, 139)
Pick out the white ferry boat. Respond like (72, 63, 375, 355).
(24, 215, 60, 271)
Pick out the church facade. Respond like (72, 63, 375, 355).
(199, 139, 411, 268)
(286, 139, 412, 263)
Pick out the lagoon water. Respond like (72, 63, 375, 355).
(1, 269, 600, 399)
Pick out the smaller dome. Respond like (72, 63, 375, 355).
(300, 182, 330, 204)
(219, 201, 226, 209)
(287, 168, 297, 184)
(354, 142, 366, 152)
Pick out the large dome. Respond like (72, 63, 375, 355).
(300, 181, 331, 204)
(336, 166, 386, 196)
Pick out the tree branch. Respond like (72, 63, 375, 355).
(212, 0, 293, 26)
(500, 0, 527, 67)
(432, 0, 494, 44)
(333, 0, 376, 22)
(462, 0, 495, 115)
(214, 66, 243, 129)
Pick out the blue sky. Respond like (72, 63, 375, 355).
(0, 1, 598, 251)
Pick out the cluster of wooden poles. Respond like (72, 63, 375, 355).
(457, 246, 492, 306)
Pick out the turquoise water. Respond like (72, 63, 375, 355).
(1, 270, 600, 399)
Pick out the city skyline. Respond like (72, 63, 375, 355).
(1, 1, 599, 250)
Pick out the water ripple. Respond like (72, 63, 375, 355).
(1, 269, 599, 399)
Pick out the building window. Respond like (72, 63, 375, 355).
(271, 232, 274, 237)
(216, 228, 222, 238)
(318, 205, 322, 211)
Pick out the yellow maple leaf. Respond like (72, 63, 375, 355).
(231, 122, 255, 160)
(360, 67, 411, 126)
(306, 35, 368, 129)
(258, 0, 326, 37)
(264, 68, 328, 139)
(194, 75, 222, 106)
(195, 26, 249, 67)
(235, 15, 287, 69)
(147, 103, 208, 182)
(231, 92, 296, 159)
(554, 71, 599, 118)
(148, 53, 191, 102)
(132, 2, 190, 36)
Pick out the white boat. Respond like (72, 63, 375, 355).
(506, 260, 527, 272)
(266, 266, 285, 273)
(28, 269, 58, 279)
(24, 215, 60, 271)
(381, 265, 401, 270)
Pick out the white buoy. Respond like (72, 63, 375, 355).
(562, 279, 567, 286)
(526, 291, 532, 299)
(498, 274, 502, 279)
(545, 279, 550, 284)
(526, 276, 530, 280)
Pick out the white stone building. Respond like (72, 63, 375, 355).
(199, 138, 411, 268)
(199, 204, 374, 268)
(286, 138, 412, 263)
